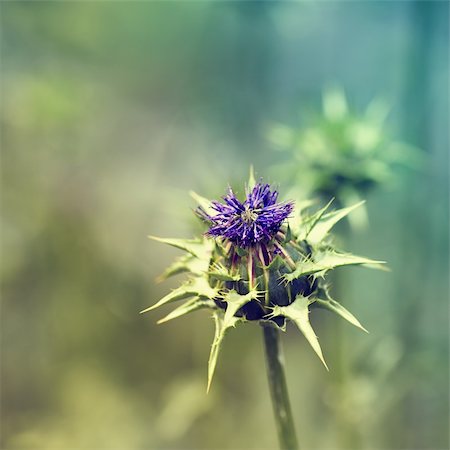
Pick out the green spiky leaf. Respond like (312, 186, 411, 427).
(141, 277, 218, 313)
(158, 252, 211, 281)
(222, 289, 259, 327)
(302, 198, 334, 239)
(282, 251, 385, 283)
(206, 290, 258, 391)
(207, 311, 242, 392)
(287, 199, 316, 233)
(272, 295, 329, 370)
(157, 254, 193, 281)
(314, 298, 368, 333)
(315, 251, 385, 271)
(306, 201, 365, 244)
(157, 297, 215, 324)
(149, 236, 211, 259)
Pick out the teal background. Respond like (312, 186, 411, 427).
(2, 2, 448, 449)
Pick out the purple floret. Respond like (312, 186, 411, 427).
(197, 183, 294, 248)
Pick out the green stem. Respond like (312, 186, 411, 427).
(262, 323, 299, 450)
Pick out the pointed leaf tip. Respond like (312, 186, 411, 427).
(306, 201, 366, 244)
(248, 165, 256, 191)
(315, 298, 368, 333)
(140, 304, 157, 314)
(148, 235, 206, 257)
(156, 297, 211, 324)
(273, 296, 329, 370)
(141, 277, 218, 315)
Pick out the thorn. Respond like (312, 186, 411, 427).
(139, 305, 157, 314)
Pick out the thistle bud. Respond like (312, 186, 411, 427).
(142, 170, 384, 390)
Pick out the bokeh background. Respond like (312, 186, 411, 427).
(2, 2, 448, 449)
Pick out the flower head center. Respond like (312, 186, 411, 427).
(197, 182, 294, 248)
(241, 206, 258, 224)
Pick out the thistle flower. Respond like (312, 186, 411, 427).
(197, 183, 294, 248)
(142, 170, 384, 393)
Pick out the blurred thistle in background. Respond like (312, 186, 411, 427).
(267, 86, 423, 229)
(1, 2, 448, 450)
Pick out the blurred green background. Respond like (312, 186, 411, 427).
(1, 2, 448, 449)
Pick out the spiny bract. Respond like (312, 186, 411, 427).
(142, 170, 384, 391)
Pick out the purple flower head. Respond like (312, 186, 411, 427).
(197, 183, 294, 248)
